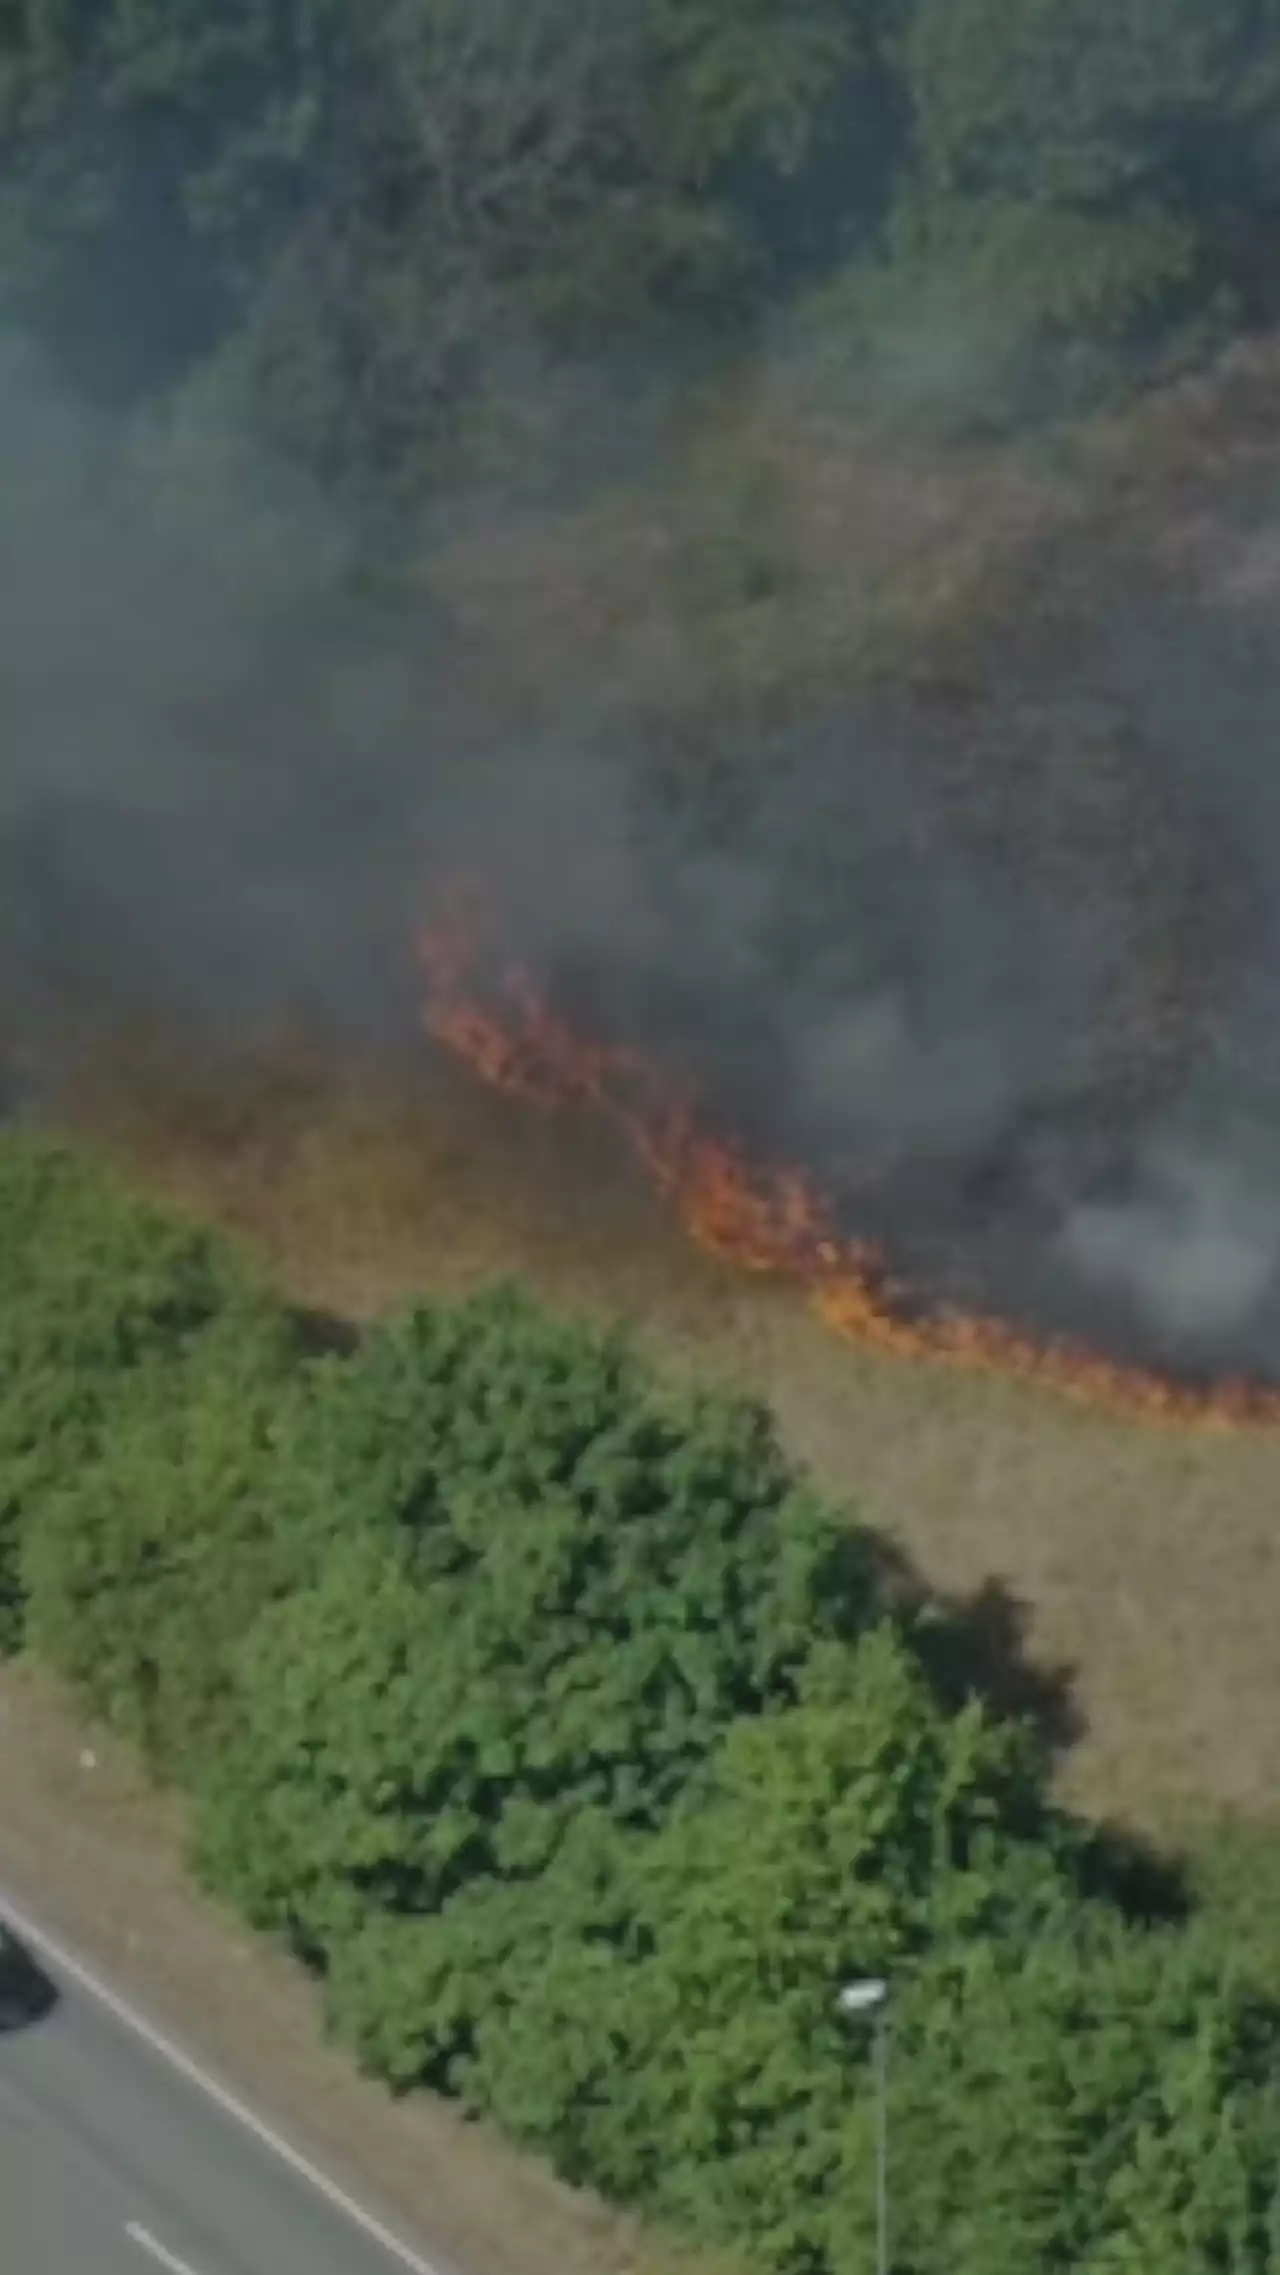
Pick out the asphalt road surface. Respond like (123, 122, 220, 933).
(0, 1893, 453, 2275)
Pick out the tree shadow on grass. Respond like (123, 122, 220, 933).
(868, 1541, 1191, 1926)
(294, 1303, 361, 1359)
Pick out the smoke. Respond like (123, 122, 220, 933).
(794, 995, 1017, 1176)
(6, 313, 1280, 1378)
(1063, 1143, 1280, 1350)
(0, 334, 450, 1057)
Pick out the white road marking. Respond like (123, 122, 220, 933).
(0, 1882, 449, 2275)
(125, 2221, 205, 2275)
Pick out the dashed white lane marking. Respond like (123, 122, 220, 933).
(125, 2222, 206, 2275)
(0, 1882, 449, 2275)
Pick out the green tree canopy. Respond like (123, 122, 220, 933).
(20, 1299, 309, 1776)
(6, 0, 1280, 476)
(0, 0, 353, 401)
(866, 0, 1280, 405)
(0, 1132, 277, 1652)
(438, 1634, 1280, 2275)
(452, 1630, 1080, 2208)
(190, 1286, 884, 1951)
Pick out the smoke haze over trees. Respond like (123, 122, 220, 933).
(5, 0, 1280, 479)
(6, 0, 1280, 1379)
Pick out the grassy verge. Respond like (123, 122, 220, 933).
(63, 1051, 1280, 1835)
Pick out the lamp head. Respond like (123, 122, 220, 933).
(838, 1978, 888, 2015)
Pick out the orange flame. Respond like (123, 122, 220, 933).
(420, 882, 1280, 1431)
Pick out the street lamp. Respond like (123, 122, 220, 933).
(837, 1978, 889, 2275)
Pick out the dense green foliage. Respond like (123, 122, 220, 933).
(5, 1124, 1280, 2273)
(454, 1705, 1280, 2275)
(21, 1308, 307, 1775)
(3, 0, 1279, 490)
(0, 1134, 290, 1656)
(189, 1293, 883, 1950)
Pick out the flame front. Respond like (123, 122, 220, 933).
(420, 882, 1280, 1431)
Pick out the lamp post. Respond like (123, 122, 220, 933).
(838, 1978, 889, 2275)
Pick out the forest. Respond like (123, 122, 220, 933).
(3, 0, 1279, 504)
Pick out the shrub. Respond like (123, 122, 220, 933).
(0, 1132, 274, 1654)
(450, 1630, 1079, 2207)
(190, 1285, 884, 1954)
(20, 1300, 309, 1776)
(443, 1635, 1280, 2275)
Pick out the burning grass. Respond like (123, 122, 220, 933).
(419, 881, 1280, 1434)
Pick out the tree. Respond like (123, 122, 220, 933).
(455, 1629, 1079, 2235)
(232, 0, 789, 496)
(189, 1286, 884, 1958)
(871, 0, 1280, 403)
(447, 1633, 1280, 2275)
(0, 0, 353, 403)
(882, 1923, 1280, 2275)
(646, 0, 909, 284)
(20, 1299, 308, 1776)
(903, 0, 1242, 212)
(318, 1801, 642, 2094)
(0, 1133, 271, 1654)
(0, 0, 920, 495)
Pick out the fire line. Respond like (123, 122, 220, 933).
(419, 881, 1280, 1432)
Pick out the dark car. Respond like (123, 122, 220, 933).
(0, 1923, 57, 2029)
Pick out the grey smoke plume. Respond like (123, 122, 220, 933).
(1063, 1144, 1280, 1350)
(6, 325, 1280, 1375)
(0, 335, 442, 1053)
(794, 994, 1017, 1175)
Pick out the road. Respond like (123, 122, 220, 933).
(0, 1893, 455, 2275)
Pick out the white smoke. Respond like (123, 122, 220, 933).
(795, 993, 1016, 1171)
(1060, 1143, 1280, 1344)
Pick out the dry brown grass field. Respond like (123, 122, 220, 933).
(61, 1041, 1280, 1839)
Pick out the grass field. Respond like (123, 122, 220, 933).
(60, 1043, 1280, 1840)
